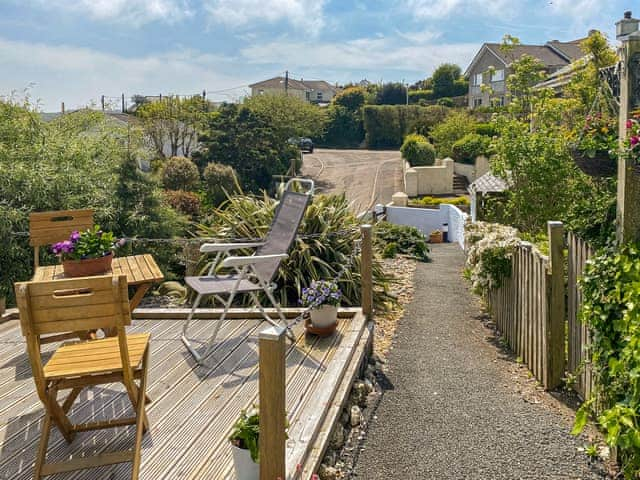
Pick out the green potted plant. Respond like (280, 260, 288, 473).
(229, 406, 260, 480)
(51, 225, 125, 278)
(229, 405, 288, 480)
(300, 280, 342, 332)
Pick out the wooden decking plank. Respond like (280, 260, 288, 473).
(60, 318, 262, 480)
(0, 318, 199, 478)
(195, 321, 351, 480)
(285, 315, 366, 477)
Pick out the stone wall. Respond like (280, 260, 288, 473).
(404, 157, 454, 196)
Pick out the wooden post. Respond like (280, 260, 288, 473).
(360, 225, 373, 321)
(617, 17, 640, 243)
(259, 325, 286, 480)
(545, 221, 565, 390)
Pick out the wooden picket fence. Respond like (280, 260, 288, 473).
(567, 231, 595, 401)
(486, 222, 565, 390)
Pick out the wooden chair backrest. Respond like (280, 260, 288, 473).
(15, 275, 130, 337)
(29, 209, 94, 268)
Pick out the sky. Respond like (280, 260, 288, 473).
(0, 0, 633, 111)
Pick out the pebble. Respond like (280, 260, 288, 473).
(318, 464, 338, 480)
(329, 426, 345, 450)
(350, 405, 362, 427)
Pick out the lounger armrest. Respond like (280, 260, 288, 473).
(222, 254, 288, 267)
(200, 242, 265, 253)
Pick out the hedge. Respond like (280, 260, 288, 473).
(363, 105, 450, 148)
(452, 133, 492, 164)
(400, 134, 436, 166)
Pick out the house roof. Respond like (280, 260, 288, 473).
(249, 76, 308, 91)
(465, 37, 587, 76)
(302, 80, 338, 93)
(469, 173, 508, 193)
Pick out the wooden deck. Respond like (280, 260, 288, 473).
(0, 309, 368, 480)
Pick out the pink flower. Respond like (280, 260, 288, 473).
(631, 136, 639, 147)
(627, 119, 634, 129)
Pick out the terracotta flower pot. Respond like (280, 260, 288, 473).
(429, 231, 443, 243)
(62, 253, 113, 278)
(230, 443, 259, 480)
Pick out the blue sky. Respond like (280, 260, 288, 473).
(0, 0, 633, 111)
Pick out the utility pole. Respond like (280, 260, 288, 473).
(403, 79, 409, 105)
(121, 93, 125, 113)
(285, 70, 289, 96)
(616, 11, 640, 243)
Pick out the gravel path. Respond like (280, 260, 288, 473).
(352, 244, 608, 480)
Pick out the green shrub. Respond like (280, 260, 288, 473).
(451, 133, 492, 164)
(162, 156, 200, 191)
(430, 110, 476, 158)
(437, 97, 454, 107)
(374, 222, 430, 261)
(322, 105, 365, 148)
(408, 90, 433, 104)
(400, 134, 436, 167)
(412, 196, 470, 207)
(572, 244, 640, 477)
(475, 122, 498, 137)
(203, 162, 238, 206)
(382, 242, 398, 258)
(196, 193, 393, 308)
(164, 190, 201, 218)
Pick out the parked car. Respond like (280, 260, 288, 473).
(288, 137, 314, 153)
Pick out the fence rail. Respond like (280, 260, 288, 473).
(567, 231, 595, 400)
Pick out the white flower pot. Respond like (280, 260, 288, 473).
(310, 305, 338, 328)
(231, 443, 259, 480)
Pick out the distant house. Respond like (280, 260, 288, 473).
(465, 37, 588, 108)
(249, 76, 341, 104)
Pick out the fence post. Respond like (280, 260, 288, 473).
(259, 325, 286, 480)
(360, 225, 373, 322)
(546, 221, 565, 390)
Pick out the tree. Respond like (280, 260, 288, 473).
(203, 162, 239, 206)
(323, 105, 365, 147)
(333, 87, 366, 111)
(432, 63, 461, 98)
(375, 82, 407, 105)
(136, 96, 210, 158)
(194, 103, 296, 193)
(429, 110, 476, 158)
(243, 94, 327, 143)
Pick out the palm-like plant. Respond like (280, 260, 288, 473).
(195, 192, 393, 308)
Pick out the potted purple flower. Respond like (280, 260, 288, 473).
(51, 225, 124, 277)
(301, 280, 342, 332)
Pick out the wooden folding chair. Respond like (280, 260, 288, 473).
(29, 209, 94, 270)
(15, 274, 151, 480)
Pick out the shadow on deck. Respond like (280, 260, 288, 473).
(0, 308, 369, 479)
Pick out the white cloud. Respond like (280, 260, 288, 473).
(404, 0, 514, 19)
(0, 37, 246, 111)
(241, 36, 479, 74)
(34, 0, 193, 25)
(203, 0, 326, 34)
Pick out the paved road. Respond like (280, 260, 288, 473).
(353, 245, 608, 480)
(301, 149, 403, 214)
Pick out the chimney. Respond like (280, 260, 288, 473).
(617, 11, 640, 39)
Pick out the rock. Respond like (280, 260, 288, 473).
(366, 391, 379, 408)
(322, 449, 337, 467)
(350, 381, 368, 408)
(318, 464, 338, 480)
(350, 405, 362, 427)
(363, 378, 374, 393)
(329, 425, 345, 450)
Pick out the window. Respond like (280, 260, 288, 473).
(491, 69, 504, 82)
(317, 92, 323, 101)
(473, 98, 482, 107)
(474, 73, 483, 86)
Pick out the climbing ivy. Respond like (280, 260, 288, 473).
(573, 243, 640, 478)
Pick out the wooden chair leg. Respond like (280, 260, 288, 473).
(33, 413, 52, 480)
(62, 387, 83, 413)
(131, 349, 150, 480)
(46, 388, 75, 443)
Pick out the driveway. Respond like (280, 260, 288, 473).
(301, 149, 403, 214)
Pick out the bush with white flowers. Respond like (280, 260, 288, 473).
(464, 221, 520, 294)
